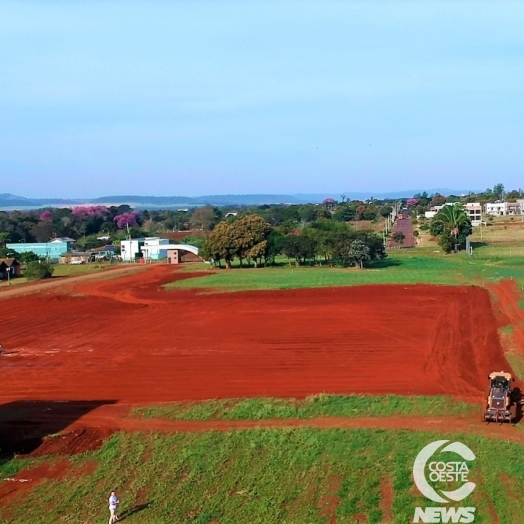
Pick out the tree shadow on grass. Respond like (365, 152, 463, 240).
(368, 258, 403, 269)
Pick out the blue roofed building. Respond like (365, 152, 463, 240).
(6, 238, 75, 263)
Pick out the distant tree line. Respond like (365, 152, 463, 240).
(200, 215, 386, 269)
(0, 197, 397, 254)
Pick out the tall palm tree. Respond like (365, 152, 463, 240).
(432, 205, 471, 252)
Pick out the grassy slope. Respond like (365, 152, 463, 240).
(3, 429, 524, 523)
(167, 245, 524, 291)
(131, 394, 478, 421)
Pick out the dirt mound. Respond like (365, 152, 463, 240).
(0, 265, 509, 402)
(30, 427, 113, 457)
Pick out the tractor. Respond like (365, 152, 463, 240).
(483, 371, 520, 423)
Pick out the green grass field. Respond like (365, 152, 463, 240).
(167, 245, 524, 292)
(52, 263, 109, 277)
(0, 276, 28, 288)
(131, 394, 477, 422)
(2, 428, 524, 523)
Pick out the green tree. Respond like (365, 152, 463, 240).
(281, 235, 317, 265)
(24, 260, 54, 280)
(379, 205, 393, 218)
(264, 230, 285, 265)
(189, 206, 217, 231)
(437, 231, 455, 254)
(17, 251, 40, 264)
(0, 247, 19, 259)
(201, 215, 274, 268)
(391, 231, 405, 244)
(332, 204, 356, 222)
(349, 240, 371, 269)
(200, 221, 236, 268)
(493, 183, 505, 200)
(0, 231, 9, 248)
(429, 205, 472, 253)
(429, 193, 446, 207)
(229, 215, 273, 267)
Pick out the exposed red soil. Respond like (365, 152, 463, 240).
(5, 408, 524, 507)
(0, 265, 510, 402)
(0, 264, 145, 301)
(0, 459, 70, 504)
(489, 279, 524, 348)
(320, 471, 342, 523)
(380, 475, 393, 523)
(30, 427, 112, 457)
(0, 267, 521, 511)
(55, 409, 524, 446)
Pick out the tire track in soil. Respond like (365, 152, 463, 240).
(0, 269, 509, 402)
(47, 405, 524, 447)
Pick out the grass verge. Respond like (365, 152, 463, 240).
(131, 394, 478, 421)
(166, 246, 524, 292)
(1, 429, 523, 523)
(52, 263, 109, 277)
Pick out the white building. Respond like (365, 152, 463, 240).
(484, 202, 522, 216)
(485, 203, 506, 216)
(424, 204, 450, 219)
(143, 237, 169, 260)
(120, 237, 170, 262)
(120, 239, 144, 262)
(425, 202, 481, 224)
(464, 203, 482, 226)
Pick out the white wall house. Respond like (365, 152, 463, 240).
(424, 206, 442, 219)
(143, 238, 169, 260)
(120, 239, 144, 262)
(425, 202, 478, 223)
(464, 203, 482, 226)
(424, 204, 448, 219)
(120, 237, 170, 261)
(484, 202, 522, 216)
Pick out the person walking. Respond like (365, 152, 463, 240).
(108, 490, 120, 523)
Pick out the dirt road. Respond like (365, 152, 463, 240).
(0, 264, 145, 300)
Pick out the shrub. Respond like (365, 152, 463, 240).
(24, 261, 54, 280)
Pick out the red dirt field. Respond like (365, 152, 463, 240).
(0, 265, 510, 403)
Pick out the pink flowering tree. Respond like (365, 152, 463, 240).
(114, 212, 139, 233)
(39, 210, 53, 222)
(407, 198, 420, 208)
(72, 206, 109, 220)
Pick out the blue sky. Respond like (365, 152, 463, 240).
(1, 1, 523, 198)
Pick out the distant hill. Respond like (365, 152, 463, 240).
(0, 189, 480, 210)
